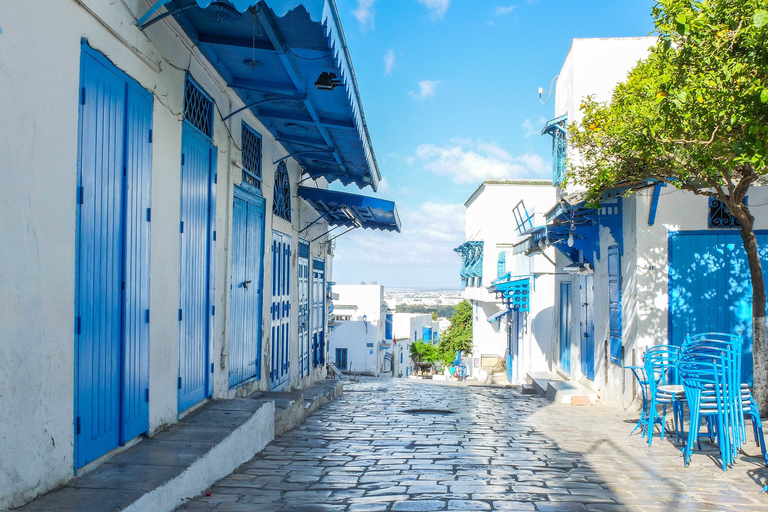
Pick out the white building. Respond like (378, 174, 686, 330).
(519, 37, 768, 406)
(328, 285, 394, 376)
(456, 180, 557, 384)
(0, 1, 399, 507)
(392, 312, 433, 377)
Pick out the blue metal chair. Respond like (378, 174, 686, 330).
(644, 345, 682, 446)
(626, 365, 650, 437)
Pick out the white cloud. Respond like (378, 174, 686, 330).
(377, 177, 392, 194)
(409, 80, 442, 101)
(353, 0, 376, 29)
(522, 117, 546, 138)
(416, 0, 451, 20)
(414, 138, 548, 184)
(384, 49, 396, 75)
(495, 5, 516, 15)
(333, 201, 466, 287)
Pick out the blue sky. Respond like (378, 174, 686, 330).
(330, 0, 656, 289)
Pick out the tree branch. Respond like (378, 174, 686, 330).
(653, 126, 720, 145)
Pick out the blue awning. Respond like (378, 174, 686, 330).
(489, 274, 532, 312)
(138, 0, 380, 190)
(487, 308, 511, 323)
(298, 187, 401, 232)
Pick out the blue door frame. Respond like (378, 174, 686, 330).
(580, 275, 595, 381)
(270, 231, 291, 390)
(178, 122, 217, 412)
(312, 258, 326, 367)
(228, 186, 265, 388)
(75, 43, 152, 469)
(669, 230, 768, 385)
(608, 245, 622, 365)
(559, 282, 572, 374)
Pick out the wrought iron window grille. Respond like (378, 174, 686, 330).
(273, 161, 291, 222)
(542, 115, 567, 186)
(708, 197, 746, 228)
(241, 123, 262, 191)
(183, 76, 213, 138)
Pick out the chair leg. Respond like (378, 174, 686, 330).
(647, 400, 657, 446)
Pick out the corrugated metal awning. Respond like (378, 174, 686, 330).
(298, 186, 400, 232)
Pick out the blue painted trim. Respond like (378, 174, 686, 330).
(648, 183, 663, 226)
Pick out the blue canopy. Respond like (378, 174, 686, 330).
(139, 0, 380, 190)
(298, 187, 401, 232)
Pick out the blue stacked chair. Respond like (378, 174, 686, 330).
(644, 345, 682, 446)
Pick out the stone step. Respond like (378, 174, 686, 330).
(526, 371, 598, 405)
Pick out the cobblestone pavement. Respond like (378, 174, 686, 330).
(178, 378, 768, 512)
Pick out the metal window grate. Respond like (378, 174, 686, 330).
(241, 123, 262, 190)
(542, 116, 568, 186)
(497, 251, 506, 277)
(273, 161, 291, 222)
(708, 197, 745, 228)
(184, 77, 213, 137)
(506, 278, 531, 312)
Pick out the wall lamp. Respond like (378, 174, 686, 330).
(315, 72, 343, 91)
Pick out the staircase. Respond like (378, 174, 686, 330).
(527, 371, 598, 405)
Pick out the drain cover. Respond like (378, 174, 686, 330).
(403, 408, 455, 415)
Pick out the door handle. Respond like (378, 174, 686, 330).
(242, 280, 252, 289)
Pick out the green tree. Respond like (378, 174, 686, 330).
(437, 299, 473, 364)
(410, 340, 440, 364)
(569, 0, 768, 409)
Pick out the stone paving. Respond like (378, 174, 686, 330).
(177, 378, 768, 511)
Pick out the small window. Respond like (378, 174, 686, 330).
(335, 348, 348, 370)
(273, 161, 291, 222)
(183, 76, 213, 138)
(241, 123, 262, 191)
(709, 197, 746, 228)
(497, 251, 507, 277)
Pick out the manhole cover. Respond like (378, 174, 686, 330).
(403, 408, 455, 415)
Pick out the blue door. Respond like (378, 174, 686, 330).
(75, 45, 152, 468)
(507, 310, 521, 383)
(270, 231, 291, 390)
(298, 240, 310, 379)
(669, 231, 768, 385)
(178, 123, 216, 412)
(229, 187, 265, 388)
(559, 282, 572, 374)
(580, 275, 595, 381)
(608, 245, 622, 365)
(312, 259, 326, 367)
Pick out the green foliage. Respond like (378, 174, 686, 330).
(395, 303, 456, 319)
(409, 340, 440, 363)
(570, 0, 768, 205)
(436, 299, 473, 364)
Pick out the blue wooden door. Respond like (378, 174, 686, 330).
(312, 259, 326, 367)
(178, 123, 216, 412)
(270, 231, 291, 390)
(229, 188, 265, 388)
(298, 240, 310, 379)
(608, 245, 622, 366)
(580, 275, 595, 381)
(669, 231, 768, 385)
(559, 282, 572, 374)
(76, 45, 152, 468)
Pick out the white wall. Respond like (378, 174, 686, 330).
(328, 321, 378, 375)
(0, 1, 334, 506)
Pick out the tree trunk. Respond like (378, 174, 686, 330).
(736, 210, 768, 416)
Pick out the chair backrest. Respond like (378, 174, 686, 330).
(644, 345, 681, 394)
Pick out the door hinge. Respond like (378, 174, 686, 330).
(180, 221, 184, 233)
(80, 87, 86, 105)
(212, 306, 215, 316)
(178, 309, 183, 321)
(76, 317, 81, 334)
(181, 153, 185, 165)
(213, 231, 216, 241)
(146, 208, 151, 222)
(178, 377, 182, 390)
(145, 309, 150, 323)
(211, 363, 214, 373)
(148, 129, 153, 144)
(145, 388, 150, 402)
(214, 173, 217, 184)
(76, 417, 81, 435)
(78, 186, 84, 205)
(123, 165, 127, 177)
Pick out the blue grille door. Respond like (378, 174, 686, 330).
(270, 231, 291, 390)
(580, 275, 595, 381)
(312, 259, 326, 367)
(178, 123, 216, 412)
(228, 188, 265, 387)
(669, 231, 768, 385)
(298, 240, 310, 379)
(559, 282, 572, 374)
(608, 245, 622, 366)
(76, 46, 152, 468)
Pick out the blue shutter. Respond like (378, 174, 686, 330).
(559, 282, 571, 374)
(298, 240, 310, 378)
(229, 197, 248, 387)
(608, 246, 622, 366)
(178, 123, 215, 412)
(270, 231, 291, 389)
(385, 314, 393, 340)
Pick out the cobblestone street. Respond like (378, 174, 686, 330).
(178, 379, 768, 512)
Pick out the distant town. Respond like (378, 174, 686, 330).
(383, 288, 463, 308)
